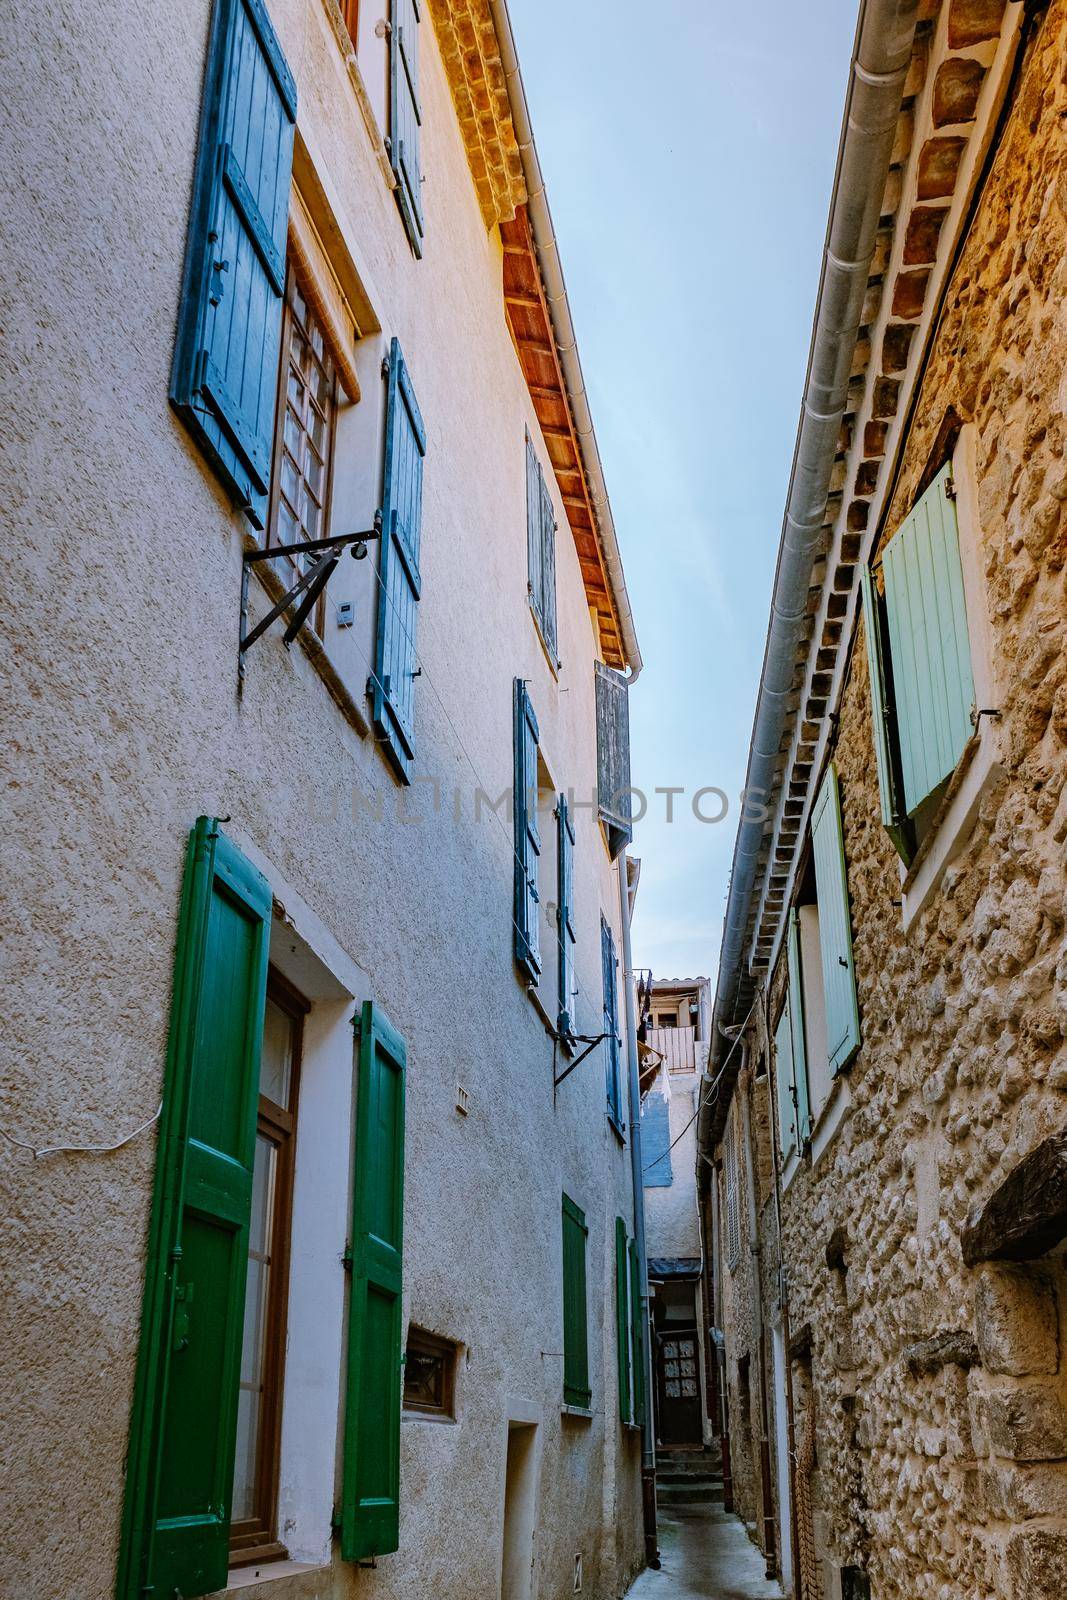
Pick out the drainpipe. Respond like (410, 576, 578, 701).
(490, 0, 642, 684)
(703, 0, 918, 1115)
(739, 1052, 778, 1580)
(706, 1171, 734, 1513)
(618, 860, 659, 1569)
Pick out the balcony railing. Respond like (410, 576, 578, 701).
(645, 1025, 697, 1074)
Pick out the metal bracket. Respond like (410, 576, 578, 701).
(971, 706, 1002, 728)
(553, 1031, 616, 1091)
(239, 515, 382, 678)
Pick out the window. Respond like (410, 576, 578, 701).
(556, 793, 576, 1042)
(602, 918, 624, 1133)
(561, 1194, 591, 1410)
(595, 661, 632, 860)
(862, 460, 978, 864)
(403, 1327, 458, 1420)
(170, 0, 297, 531)
(513, 678, 541, 980)
(525, 433, 558, 662)
(231, 972, 307, 1565)
(641, 1086, 673, 1187)
(723, 1119, 741, 1271)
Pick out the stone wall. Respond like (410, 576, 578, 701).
(769, 6, 1067, 1597)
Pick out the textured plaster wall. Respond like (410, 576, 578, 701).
(0, 2, 643, 1598)
(644, 1072, 702, 1262)
(760, 10, 1067, 1598)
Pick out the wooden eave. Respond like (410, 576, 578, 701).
(501, 205, 625, 669)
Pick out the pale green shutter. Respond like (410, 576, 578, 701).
(811, 765, 861, 1073)
(340, 1002, 407, 1562)
(860, 565, 913, 864)
(773, 1001, 798, 1160)
(786, 910, 812, 1143)
(882, 464, 975, 816)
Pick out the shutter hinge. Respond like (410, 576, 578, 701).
(342, 1244, 354, 1272)
(944, 476, 957, 501)
(381, 355, 391, 379)
(351, 1012, 362, 1038)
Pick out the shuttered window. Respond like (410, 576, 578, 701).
(340, 1002, 407, 1563)
(389, 0, 424, 255)
(723, 1119, 741, 1269)
(602, 918, 624, 1131)
(371, 338, 425, 783)
(170, 0, 297, 531)
(810, 764, 861, 1074)
(629, 1237, 646, 1424)
(118, 819, 272, 1600)
(880, 464, 976, 818)
(773, 1002, 798, 1161)
(513, 679, 541, 979)
(860, 564, 913, 864)
(615, 1217, 632, 1424)
(556, 794, 576, 1039)
(786, 910, 812, 1143)
(562, 1194, 591, 1409)
(525, 434, 558, 661)
(641, 1090, 673, 1187)
(595, 662, 632, 860)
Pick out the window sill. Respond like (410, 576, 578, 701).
(607, 1112, 627, 1147)
(562, 1403, 594, 1421)
(243, 535, 370, 739)
(525, 981, 559, 1039)
(222, 1559, 328, 1593)
(899, 726, 1004, 933)
(403, 1409, 458, 1425)
(808, 1074, 851, 1170)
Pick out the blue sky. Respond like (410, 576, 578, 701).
(510, 0, 858, 981)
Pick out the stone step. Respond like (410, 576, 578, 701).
(657, 1487, 725, 1507)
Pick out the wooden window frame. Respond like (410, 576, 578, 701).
(340, 0, 359, 49)
(265, 264, 341, 634)
(229, 969, 308, 1568)
(402, 1326, 458, 1420)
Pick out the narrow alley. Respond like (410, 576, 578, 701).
(626, 1451, 782, 1600)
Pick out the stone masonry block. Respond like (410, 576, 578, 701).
(1007, 1528, 1067, 1600)
(998, 1463, 1067, 1521)
(933, 57, 986, 127)
(985, 1385, 1067, 1460)
(975, 1264, 1059, 1375)
(948, 0, 1007, 50)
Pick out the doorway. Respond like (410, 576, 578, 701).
(654, 1326, 703, 1446)
(500, 1421, 538, 1600)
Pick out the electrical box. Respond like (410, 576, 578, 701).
(336, 600, 355, 628)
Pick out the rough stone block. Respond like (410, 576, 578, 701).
(999, 1463, 1067, 1521)
(975, 1265, 1059, 1376)
(893, 270, 931, 320)
(903, 206, 949, 265)
(1007, 1528, 1067, 1600)
(933, 57, 986, 127)
(948, 0, 1007, 50)
(985, 1385, 1067, 1460)
(917, 136, 967, 200)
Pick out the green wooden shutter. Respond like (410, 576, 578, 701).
(561, 1194, 591, 1409)
(371, 339, 426, 782)
(602, 917, 623, 1129)
(786, 909, 812, 1144)
(628, 1237, 645, 1424)
(556, 793, 576, 1038)
(860, 564, 913, 864)
(773, 1000, 798, 1161)
(340, 1001, 407, 1562)
(170, 0, 296, 529)
(513, 679, 541, 978)
(811, 764, 861, 1074)
(539, 468, 558, 659)
(595, 663, 632, 860)
(615, 1218, 632, 1424)
(882, 464, 975, 816)
(118, 819, 271, 1600)
(389, 0, 424, 255)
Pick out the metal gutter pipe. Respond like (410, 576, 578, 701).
(618, 859, 659, 1569)
(490, 0, 643, 683)
(702, 0, 919, 1112)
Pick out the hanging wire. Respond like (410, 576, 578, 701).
(0, 1100, 163, 1161)
(642, 997, 757, 1174)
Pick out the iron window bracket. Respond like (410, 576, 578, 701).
(553, 1030, 618, 1091)
(239, 514, 383, 671)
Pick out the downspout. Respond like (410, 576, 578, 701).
(490, 0, 642, 683)
(618, 861, 659, 1569)
(704, 0, 918, 1104)
(739, 1052, 778, 1579)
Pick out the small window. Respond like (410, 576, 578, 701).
(525, 433, 558, 663)
(230, 970, 308, 1567)
(267, 267, 341, 602)
(403, 1327, 458, 1420)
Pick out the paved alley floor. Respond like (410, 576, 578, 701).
(625, 1511, 784, 1600)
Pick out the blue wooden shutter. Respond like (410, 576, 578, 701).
(773, 1001, 798, 1161)
(786, 910, 812, 1143)
(526, 433, 544, 626)
(602, 917, 624, 1129)
(562, 1194, 591, 1409)
(170, 0, 296, 530)
(811, 764, 861, 1074)
(595, 663, 632, 860)
(513, 679, 541, 978)
(556, 794, 576, 1038)
(341, 1002, 407, 1562)
(389, 0, 424, 255)
(539, 468, 558, 659)
(641, 1089, 673, 1186)
(860, 564, 913, 864)
(615, 1218, 632, 1424)
(882, 464, 975, 816)
(371, 338, 426, 782)
(118, 820, 270, 1600)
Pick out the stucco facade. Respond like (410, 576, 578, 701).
(699, 3, 1067, 1598)
(0, 4, 647, 1599)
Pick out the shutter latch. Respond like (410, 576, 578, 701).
(944, 476, 957, 500)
